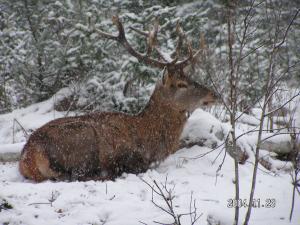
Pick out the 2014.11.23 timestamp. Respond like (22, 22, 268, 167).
(227, 198, 276, 208)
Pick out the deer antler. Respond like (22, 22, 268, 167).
(95, 15, 202, 71)
(96, 16, 166, 69)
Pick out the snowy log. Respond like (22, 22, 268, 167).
(259, 150, 293, 172)
(260, 133, 299, 154)
(0, 143, 24, 162)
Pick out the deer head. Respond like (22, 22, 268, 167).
(95, 16, 218, 113)
(156, 68, 216, 113)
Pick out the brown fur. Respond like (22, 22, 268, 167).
(19, 66, 217, 182)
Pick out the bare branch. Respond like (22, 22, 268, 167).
(264, 91, 300, 117)
(275, 8, 300, 49)
(140, 177, 201, 225)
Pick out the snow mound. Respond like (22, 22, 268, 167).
(180, 109, 230, 148)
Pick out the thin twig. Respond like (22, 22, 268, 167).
(275, 8, 300, 49)
(13, 118, 29, 139)
(264, 91, 300, 116)
(140, 177, 201, 225)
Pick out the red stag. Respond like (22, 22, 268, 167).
(19, 16, 218, 182)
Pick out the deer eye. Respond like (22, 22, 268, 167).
(177, 82, 188, 88)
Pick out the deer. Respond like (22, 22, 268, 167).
(19, 16, 218, 182)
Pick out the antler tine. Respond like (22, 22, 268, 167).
(129, 18, 159, 56)
(95, 27, 118, 41)
(129, 26, 148, 37)
(129, 22, 168, 62)
(170, 21, 201, 70)
(187, 41, 193, 59)
(129, 19, 173, 63)
(96, 15, 167, 69)
(174, 47, 202, 70)
(94, 15, 125, 41)
(199, 33, 207, 50)
(170, 21, 184, 59)
(147, 18, 159, 55)
(111, 15, 126, 39)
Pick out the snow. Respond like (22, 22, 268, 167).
(0, 143, 24, 155)
(175, 2, 202, 17)
(259, 149, 293, 172)
(0, 88, 72, 145)
(54, 1, 63, 7)
(158, 50, 173, 62)
(181, 109, 230, 148)
(261, 133, 291, 143)
(0, 146, 299, 225)
(0, 97, 299, 225)
(236, 112, 260, 126)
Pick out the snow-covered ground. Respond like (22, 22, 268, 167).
(1, 146, 299, 225)
(0, 95, 299, 225)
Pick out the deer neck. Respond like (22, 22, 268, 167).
(140, 84, 188, 129)
(134, 85, 188, 158)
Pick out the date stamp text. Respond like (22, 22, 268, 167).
(227, 198, 276, 208)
